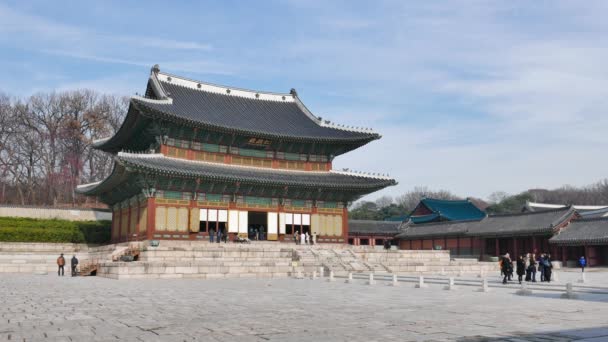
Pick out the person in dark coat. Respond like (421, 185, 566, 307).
(516, 255, 525, 284)
(544, 254, 553, 282)
(71, 255, 79, 277)
(501, 253, 513, 284)
(539, 254, 546, 282)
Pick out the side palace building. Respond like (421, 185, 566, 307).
(77, 65, 396, 243)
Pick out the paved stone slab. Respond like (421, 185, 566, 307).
(0, 274, 607, 341)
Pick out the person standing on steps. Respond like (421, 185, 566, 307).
(71, 255, 79, 277)
(529, 253, 537, 282)
(300, 231, 306, 247)
(57, 253, 65, 276)
(579, 256, 587, 273)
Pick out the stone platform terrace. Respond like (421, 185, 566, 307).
(0, 273, 607, 341)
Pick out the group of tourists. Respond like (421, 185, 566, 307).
(208, 228, 228, 243)
(500, 252, 555, 284)
(293, 231, 316, 245)
(56, 253, 79, 277)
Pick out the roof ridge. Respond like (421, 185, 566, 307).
(572, 216, 608, 223)
(407, 218, 482, 227)
(489, 206, 571, 217)
(423, 197, 469, 203)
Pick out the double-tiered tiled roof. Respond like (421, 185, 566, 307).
(95, 65, 379, 154)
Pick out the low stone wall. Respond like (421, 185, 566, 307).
(0, 205, 111, 221)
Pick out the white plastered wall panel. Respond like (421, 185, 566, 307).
(238, 211, 248, 234)
(279, 212, 286, 234)
(228, 210, 239, 233)
(302, 214, 310, 226)
(268, 212, 278, 239)
(218, 209, 228, 222)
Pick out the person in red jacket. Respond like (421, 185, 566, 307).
(56, 253, 65, 276)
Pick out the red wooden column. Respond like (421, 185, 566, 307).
(341, 206, 348, 244)
(494, 238, 499, 256)
(126, 202, 132, 243)
(513, 237, 518, 259)
(146, 197, 156, 241)
(117, 206, 123, 243)
(532, 236, 537, 254)
(561, 246, 567, 264)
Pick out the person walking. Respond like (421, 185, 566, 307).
(529, 253, 537, 282)
(216, 228, 221, 244)
(209, 228, 215, 243)
(312, 232, 317, 245)
(293, 231, 299, 244)
(516, 255, 525, 284)
(71, 255, 79, 277)
(579, 256, 587, 272)
(305, 232, 310, 245)
(501, 253, 513, 284)
(57, 253, 65, 276)
(300, 231, 306, 246)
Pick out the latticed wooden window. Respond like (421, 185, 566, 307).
(155, 206, 167, 231)
(138, 207, 147, 233)
(177, 207, 189, 232)
(206, 193, 223, 202)
(166, 138, 176, 146)
(322, 201, 338, 208)
(167, 207, 178, 231)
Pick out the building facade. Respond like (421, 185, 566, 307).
(76, 65, 396, 243)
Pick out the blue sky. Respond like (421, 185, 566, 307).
(1, 1, 608, 201)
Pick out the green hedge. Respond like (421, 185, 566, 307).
(0, 217, 111, 244)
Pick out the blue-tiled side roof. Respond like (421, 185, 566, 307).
(419, 198, 486, 221)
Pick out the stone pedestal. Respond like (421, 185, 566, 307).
(516, 282, 533, 296)
(577, 272, 586, 284)
(326, 270, 335, 282)
(560, 283, 578, 299)
(415, 275, 427, 288)
(345, 272, 353, 284)
(388, 274, 399, 286)
(366, 273, 376, 285)
(444, 277, 456, 291)
(477, 278, 490, 292)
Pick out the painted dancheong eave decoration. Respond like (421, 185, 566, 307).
(77, 65, 396, 243)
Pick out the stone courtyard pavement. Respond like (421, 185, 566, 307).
(1, 274, 607, 342)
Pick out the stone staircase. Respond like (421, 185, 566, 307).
(97, 243, 296, 279)
(0, 241, 499, 279)
(0, 242, 118, 274)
